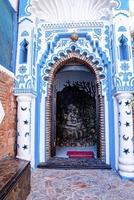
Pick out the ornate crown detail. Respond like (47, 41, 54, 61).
(70, 32, 79, 42)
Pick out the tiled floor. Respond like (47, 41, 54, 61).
(27, 169, 134, 200)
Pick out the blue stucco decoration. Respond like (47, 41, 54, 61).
(39, 39, 109, 94)
(39, 32, 109, 71)
(129, 77, 134, 87)
(114, 0, 129, 10)
(21, 31, 29, 37)
(19, 0, 31, 18)
(105, 26, 110, 50)
(77, 28, 92, 32)
(19, 39, 29, 64)
(33, 42, 36, 66)
(18, 65, 27, 74)
(114, 62, 134, 92)
(45, 31, 53, 39)
(19, 18, 33, 25)
(14, 24, 110, 96)
(119, 71, 132, 84)
(37, 28, 42, 57)
(120, 63, 129, 71)
(113, 12, 129, 19)
(0, 0, 16, 71)
(16, 73, 28, 84)
(118, 26, 127, 32)
(119, 34, 129, 61)
(115, 86, 134, 92)
(94, 28, 102, 36)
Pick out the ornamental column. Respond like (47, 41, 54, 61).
(116, 93, 134, 178)
(16, 95, 32, 161)
(14, 0, 37, 165)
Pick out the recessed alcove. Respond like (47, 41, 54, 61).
(51, 62, 100, 159)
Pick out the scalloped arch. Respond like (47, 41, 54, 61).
(42, 46, 105, 93)
(44, 45, 103, 72)
(43, 51, 106, 162)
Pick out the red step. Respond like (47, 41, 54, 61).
(67, 151, 94, 158)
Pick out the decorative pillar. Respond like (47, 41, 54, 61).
(116, 93, 134, 178)
(16, 95, 32, 161)
(14, 0, 37, 166)
(112, 0, 134, 178)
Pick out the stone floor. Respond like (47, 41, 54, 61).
(27, 169, 134, 200)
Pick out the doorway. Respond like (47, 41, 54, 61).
(52, 62, 100, 158)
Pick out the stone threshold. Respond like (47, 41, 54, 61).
(38, 157, 111, 170)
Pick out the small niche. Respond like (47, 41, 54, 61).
(119, 34, 129, 61)
(19, 39, 29, 64)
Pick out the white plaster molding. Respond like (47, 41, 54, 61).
(16, 155, 31, 161)
(8, 0, 18, 11)
(40, 21, 104, 30)
(130, 0, 134, 31)
(0, 65, 14, 78)
(17, 95, 35, 102)
(30, 0, 116, 22)
(116, 93, 133, 100)
(0, 101, 5, 124)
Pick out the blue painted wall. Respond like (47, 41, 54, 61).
(19, 0, 31, 18)
(34, 64, 41, 166)
(115, 0, 129, 10)
(0, 0, 17, 72)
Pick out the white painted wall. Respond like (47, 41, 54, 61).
(9, 0, 18, 11)
(30, 0, 115, 22)
(130, 0, 134, 31)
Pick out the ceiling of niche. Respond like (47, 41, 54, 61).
(29, 0, 117, 22)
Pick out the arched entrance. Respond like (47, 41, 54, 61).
(54, 61, 99, 158)
(45, 52, 105, 162)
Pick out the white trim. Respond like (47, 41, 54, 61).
(39, 94, 46, 162)
(0, 65, 14, 78)
(104, 94, 110, 164)
(115, 93, 134, 100)
(0, 101, 5, 124)
(16, 155, 31, 161)
(8, 0, 18, 11)
(31, 98, 36, 168)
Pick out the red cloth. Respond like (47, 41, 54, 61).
(67, 151, 94, 158)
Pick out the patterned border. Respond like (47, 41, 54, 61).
(41, 21, 104, 30)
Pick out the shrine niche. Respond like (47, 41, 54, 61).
(56, 81, 97, 147)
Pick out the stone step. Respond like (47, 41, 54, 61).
(38, 157, 111, 170)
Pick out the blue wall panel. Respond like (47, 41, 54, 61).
(0, 0, 16, 71)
